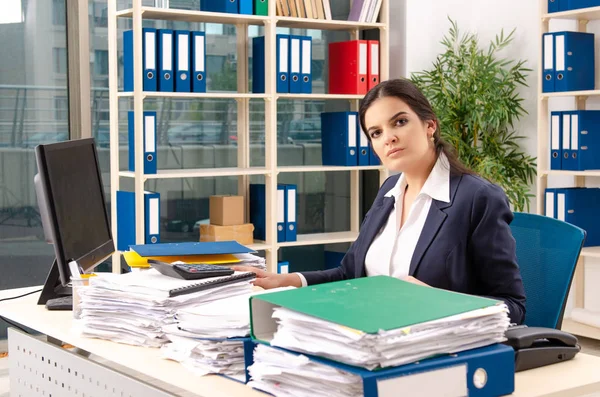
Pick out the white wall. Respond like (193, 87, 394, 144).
(389, 1, 600, 320)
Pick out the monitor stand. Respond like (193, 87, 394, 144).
(37, 258, 72, 309)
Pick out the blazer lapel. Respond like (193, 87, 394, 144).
(408, 174, 462, 276)
(355, 196, 395, 277)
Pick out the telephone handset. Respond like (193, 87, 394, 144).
(503, 326, 581, 371)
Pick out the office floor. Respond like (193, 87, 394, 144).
(1, 337, 600, 396)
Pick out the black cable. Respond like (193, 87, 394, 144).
(0, 288, 42, 303)
(0, 315, 29, 334)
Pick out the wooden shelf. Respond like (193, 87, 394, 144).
(276, 16, 384, 31)
(119, 167, 269, 179)
(562, 318, 600, 340)
(541, 89, 600, 98)
(277, 93, 364, 100)
(542, 170, 600, 177)
(247, 242, 270, 251)
(543, 6, 600, 21)
(278, 165, 383, 173)
(118, 91, 267, 99)
(582, 247, 600, 258)
(116, 7, 268, 25)
(277, 231, 358, 248)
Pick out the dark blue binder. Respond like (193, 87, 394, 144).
(553, 188, 600, 246)
(548, 0, 560, 12)
(251, 36, 265, 93)
(249, 184, 286, 242)
(201, 0, 238, 13)
(368, 143, 380, 165)
(239, 0, 252, 14)
(565, 110, 600, 170)
(300, 35, 312, 94)
(566, 0, 600, 11)
(116, 190, 160, 251)
(191, 31, 206, 93)
(174, 30, 191, 92)
(123, 28, 157, 92)
(553, 31, 595, 92)
(250, 343, 515, 397)
(283, 184, 297, 242)
(358, 118, 370, 166)
(128, 111, 157, 174)
(542, 33, 555, 93)
(321, 111, 358, 166)
(289, 35, 303, 94)
(157, 29, 174, 92)
(277, 34, 290, 93)
(550, 111, 562, 170)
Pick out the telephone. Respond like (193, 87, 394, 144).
(503, 326, 581, 371)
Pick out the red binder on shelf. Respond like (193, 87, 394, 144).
(328, 40, 369, 95)
(367, 40, 379, 90)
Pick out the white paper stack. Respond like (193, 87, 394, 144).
(248, 344, 363, 397)
(77, 269, 254, 347)
(233, 253, 267, 270)
(269, 304, 511, 370)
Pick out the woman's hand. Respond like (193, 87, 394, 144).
(403, 276, 430, 287)
(231, 266, 303, 289)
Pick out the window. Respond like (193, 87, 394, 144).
(52, 0, 66, 25)
(0, 0, 24, 24)
(55, 97, 69, 121)
(94, 50, 109, 75)
(92, 2, 108, 28)
(53, 48, 68, 74)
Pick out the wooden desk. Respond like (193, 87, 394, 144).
(2, 286, 600, 396)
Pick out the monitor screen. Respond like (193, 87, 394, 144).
(35, 138, 114, 289)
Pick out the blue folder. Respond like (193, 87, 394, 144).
(116, 190, 160, 251)
(174, 30, 191, 92)
(369, 143, 380, 165)
(289, 35, 303, 94)
(130, 241, 255, 257)
(251, 36, 265, 93)
(321, 111, 358, 166)
(546, 187, 600, 246)
(283, 184, 297, 242)
(249, 184, 286, 242)
(123, 28, 157, 92)
(550, 111, 562, 170)
(300, 35, 312, 94)
(157, 29, 174, 92)
(201, 0, 239, 13)
(553, 31, 595, 92)
(562, 110, 600, 171)
(542, 33, 555, 93)
(191, 31, 206, 93)
(128, 111, 157, 174)
(251, 343, 515, 397)
(239, 0, 253, 14)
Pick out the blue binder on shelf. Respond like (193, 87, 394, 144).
(128, 111, 157, 174)
(283, 184, 297, 242)
(157, 29, 174, 92)
(116, 190, 160, 251)
(300, 35, 312, 93)
(553, 31, 595, 92)
(123, 28, 157, 92)
(561, 110, 600, 170)
(191, 31, 206, 93)
(321, 111, 358, 166)
(289, 35, 302, 94)
(542, 33, 555, 92)
(358, 120, 370, 166)
(251, 343, 515, 397)
(369, 143, 380, 165)
(239, 0, 252, 14)
(174, 30, 191, 92)
(251, 36, 265, 93)
(249, 184, 286, 242)
(548, 0, 566, 12)
(550, 111, 562, 170)
(277, 261, 290, 274)
(277, 35, 290, 93)
(130, 241, 255, 257)
(565, 0, 600, 11)
(545, 187, 600, 246)
(201, 0, 239, 13)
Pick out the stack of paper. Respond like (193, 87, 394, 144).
(250, 276, 511, 370)
(248, 344, 363, 397)
(77, 269, 254, 347)
(233, 253, 266, 270)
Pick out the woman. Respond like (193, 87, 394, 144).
(235, 78, 526, 325)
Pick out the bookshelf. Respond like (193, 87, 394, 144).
(538, 0, 600, 338)
(107, 0, 390, 273)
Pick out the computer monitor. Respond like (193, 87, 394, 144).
(34, 138, 115, 305)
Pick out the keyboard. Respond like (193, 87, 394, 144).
(149, 260, 235, 280)
(45, 296, 73, 311)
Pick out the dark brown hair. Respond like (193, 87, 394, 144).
(359, 78, 474, 176)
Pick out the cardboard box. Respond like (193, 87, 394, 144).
(200, 223, 254, 245)
(209, 195, 244, 226)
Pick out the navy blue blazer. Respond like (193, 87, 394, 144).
(301, 172, 527, 325)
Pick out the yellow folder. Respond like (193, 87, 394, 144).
(122, 250, 241, 268)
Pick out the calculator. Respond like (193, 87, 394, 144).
(148, 260, 235, 280)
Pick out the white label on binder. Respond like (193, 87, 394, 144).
(563, 114, 570, 150)
(163, 33, 172, 70)
(145, 31, 156, 69)
(145, 114, 155, 152)
(371, 43, 379, 74)
(557, 193, 566, 222)
(359, 43, 367, 75)
(348, 114, 357, 147)
(546, 192, 555, 218)
(277, 189, 284, 223)
(544, 34, 553, 69)
(360, 124, 368, 147)
(571, 114, 579, 150)
(551, 115, 559, 150)
(195, 35, 205, 72)
(302, 39, 311, 74)
(279, 263, 289, 274)
(178, 34, 189, 71)
(149, 197, 159, 235)
(280, 38, 288, 73)
(291, 38, 300, 73)
(556, 35, 565, 71)
(287, 189, 296, 223)
(377, 364, 467, 397)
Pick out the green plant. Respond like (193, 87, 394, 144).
(410, 18, 537, 212)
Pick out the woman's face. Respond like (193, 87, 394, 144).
(364, 96, 436, 173)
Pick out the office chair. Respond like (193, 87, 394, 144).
(510, 212, 586, 329)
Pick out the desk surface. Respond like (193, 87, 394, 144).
(2, 287, 600, 397)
